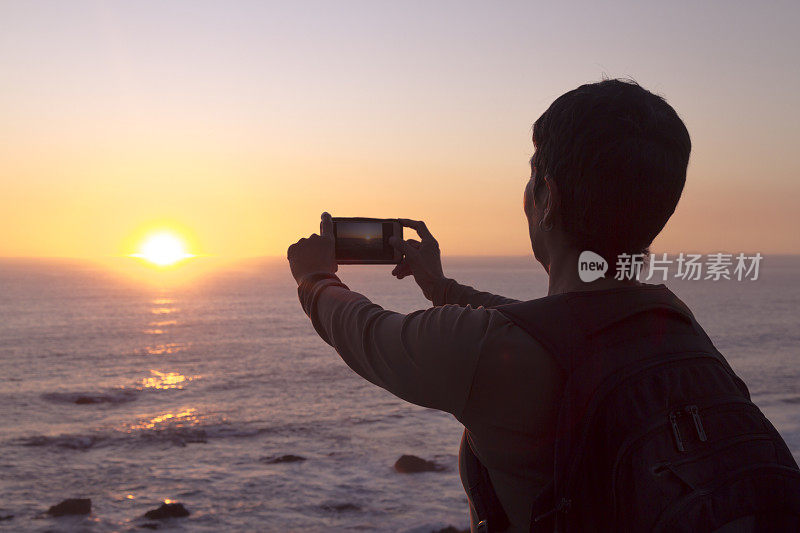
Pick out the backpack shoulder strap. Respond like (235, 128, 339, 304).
(564, 283, 696, 336)
(495, 292, 579, 372)
(495, 284, 698, 373)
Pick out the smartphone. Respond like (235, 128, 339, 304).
(328, 217, 403, 265)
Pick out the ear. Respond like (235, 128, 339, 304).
(524, 178, 535, 218)
(541, 175, 560, 228)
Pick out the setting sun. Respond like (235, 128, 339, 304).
(133, 232, 194, 266)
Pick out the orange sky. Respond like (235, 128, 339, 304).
(1, 1, 798, 258)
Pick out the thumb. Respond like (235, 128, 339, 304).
(320, 212, 334, 240)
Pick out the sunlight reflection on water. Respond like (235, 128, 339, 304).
(150, 307, 177, 315)
(140, 370, 199, 390)
(145, 342, 186, 355)
(149, 319, 177, 327)
(130, 408, 199, 431)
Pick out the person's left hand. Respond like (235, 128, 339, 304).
(287, 212, 337, 284)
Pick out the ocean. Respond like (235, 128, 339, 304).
(1, 256, 798, 532)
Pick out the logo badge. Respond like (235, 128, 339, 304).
(578, 251, 608, 282)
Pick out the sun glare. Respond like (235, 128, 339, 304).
(133, 232, 194, 266)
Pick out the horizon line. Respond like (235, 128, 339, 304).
(1, 252, 798, 261)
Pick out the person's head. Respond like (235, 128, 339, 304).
(524, 78, 691, 272)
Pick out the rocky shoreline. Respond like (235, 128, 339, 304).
(4, 453, 467, 531)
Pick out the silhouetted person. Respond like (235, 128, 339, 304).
(287, 79, 800, 532)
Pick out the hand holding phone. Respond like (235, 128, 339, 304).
(287, 213, 337, 284)
(387, 219, 446, 300)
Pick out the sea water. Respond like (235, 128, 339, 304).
(0, 256, 798, 532)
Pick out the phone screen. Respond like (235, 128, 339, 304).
(332, 218, 400, 264)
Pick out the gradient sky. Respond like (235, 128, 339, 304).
(2, 0, 798, 258)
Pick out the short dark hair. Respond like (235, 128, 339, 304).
(531, 78, 691, 262)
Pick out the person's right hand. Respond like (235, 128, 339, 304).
(389, 219, 446, 301)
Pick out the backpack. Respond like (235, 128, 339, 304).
(491, 284, 800, 532)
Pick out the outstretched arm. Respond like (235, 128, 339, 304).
(429, 277, 521, 308)
(286, 212, 508, 417)
(296, 275, 507, 417)
(389, 219, 521, 308)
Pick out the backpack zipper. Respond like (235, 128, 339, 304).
(559, 353, 725, 510)
(686, 405, 707, 442)
(532, 497, 572, 523)
(669, 411, 685, 452)
(609, 396, 755, 524)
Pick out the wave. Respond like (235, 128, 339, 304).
(19, 434, 103, 450)
(14, 421, 268, 451)
(41, 389, 140, 405)
(40, 372, 201, 406)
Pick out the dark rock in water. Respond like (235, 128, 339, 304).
(139, 522, 160, 529)
(393, 454, 445, 473)
(144, 502, 190, 520)
(47, 498, 91, 516)
(320, 502, 360, 512)
(75, 396, 100, 404)
(260, 454, 306, 464)
(432, 526, 469, 533)
(21, 435, 99, 450)
(42, 390, 138, 405)
(0, 514, 13, 521)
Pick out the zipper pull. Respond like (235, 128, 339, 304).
(686, 405, 707, 442)
(533, 498, 572, 522)
(669, 411, 685, 452)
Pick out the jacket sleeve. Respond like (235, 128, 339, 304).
(430, 277, 521, 308)
(297, 274, 509, 419)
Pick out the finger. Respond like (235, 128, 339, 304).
(391, 261, 412, 278)
(397, 219, 434, 241)
(288, 239, 302, 254)
(391, 257, 409, 272)
(388, 236, 410, 253)
(406, 239, 421, 249)
(287, 237, 306, 257)
(320, 212, 334, 240)
(396, 263, 413, 278)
